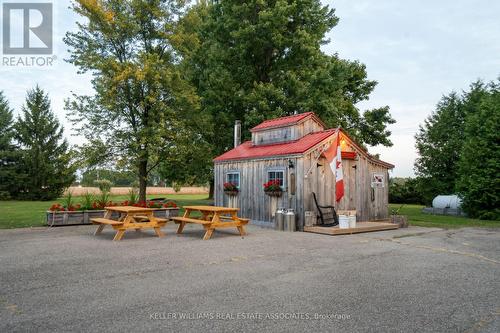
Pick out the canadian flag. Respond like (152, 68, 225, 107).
(324, 131, 345, 202)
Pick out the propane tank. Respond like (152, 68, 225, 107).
(285, 209, 296, 232)
(275, 208, 285, 231)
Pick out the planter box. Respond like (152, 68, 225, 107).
(46, 210, 106, 226)
(46, 208, 179, 226)
(224, 190, 239, 196)
(390, 215, 408, 228)
(152, 208, 180, 219)
(265, 191, 282, 197)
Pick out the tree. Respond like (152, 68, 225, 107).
(80, 168, 136, 187)
(65, 0, 205, 202)
(183, 1, 395, 194)
(0, 92, 25, 199)
(389, 177, 424, 205)
(456, 81, 500, 220)
(414, 92, 467, 203)
(15, 86, 75, 200)
(188, 1, 394, 149)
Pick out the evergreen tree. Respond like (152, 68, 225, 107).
(457, 81, 500, 220)
(0, 92, 25, 199)
(15, 86, 75, 200)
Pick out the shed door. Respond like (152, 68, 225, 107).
(339, 159, 357, 212)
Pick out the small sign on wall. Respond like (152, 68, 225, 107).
(371, 173, 385, 188)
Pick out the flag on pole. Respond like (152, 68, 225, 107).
(323, 131, 344, 202)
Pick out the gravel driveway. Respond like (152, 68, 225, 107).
(0, 224, 498, 332)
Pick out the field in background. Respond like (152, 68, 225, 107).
(0, 194, 212, 229)
(389, 204, 499, 229)
(66, 186, 209, 196)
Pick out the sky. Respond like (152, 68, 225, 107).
(1, 0, 499, 177)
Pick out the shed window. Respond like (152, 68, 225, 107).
(267, 170, 285, 189)
(226, 172, 240, 188)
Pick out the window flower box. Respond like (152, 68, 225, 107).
(263, 180, 283, 197)
(223, 182, 239, 196)
(152, 207, 180, 219)
(264, 191, 282, 197)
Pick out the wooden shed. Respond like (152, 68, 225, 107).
(213, 112, 394, 231)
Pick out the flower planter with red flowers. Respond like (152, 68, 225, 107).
(46, 210, 107, 226)
(223, 182, 239, 196)
(263, 180, 283, 197)
(46, 200, 179, 226)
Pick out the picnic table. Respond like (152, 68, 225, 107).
(91, 206, 167, 241)
(171, 206, 249, 240)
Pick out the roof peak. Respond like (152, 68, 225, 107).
(251, 112, 319, 132)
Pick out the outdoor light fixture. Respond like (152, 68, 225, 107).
(288, 160, 295, 169)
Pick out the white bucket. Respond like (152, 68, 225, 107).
(339, 215, 349, 229)
(349, 215, 356, 228)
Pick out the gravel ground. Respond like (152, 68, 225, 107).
(0, 223, 498, 332)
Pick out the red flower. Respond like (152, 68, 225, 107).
(163, 201, 177, 208)
(263, 179, 282, 192)
(223, 182, 238, 192)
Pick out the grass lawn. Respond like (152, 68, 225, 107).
(1, 198, 498, 230)
(389, 204, 499, 229)
(0, 194, 212, 229)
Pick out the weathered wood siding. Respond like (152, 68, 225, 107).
(215, 129, 391, 230)
(251, 118, 325, 145)
(252, 127, 293, 145)
(301, 138, 390, 223)
(215, 156, 304, 228)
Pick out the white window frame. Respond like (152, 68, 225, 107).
(267, 168, 286, 190)
(225, 171, 241, 189)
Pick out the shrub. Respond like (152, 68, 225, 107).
(389, 178, 424, 205)
(172, 182, 181, 193)
(94, 179, 112, 193)
(127, 188, 138, 205)
(81, 191, 94, 210)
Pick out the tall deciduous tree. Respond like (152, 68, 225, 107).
(15, 86, 75, 200)
(456, 81, 500, 220)
(65, 0, 205, 202)
(414, 92, 467, 203)
(185, 0, 395, 158)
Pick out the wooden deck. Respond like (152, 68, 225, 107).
(303, 221, 398, 236)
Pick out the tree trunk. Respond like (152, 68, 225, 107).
(138, 159, 148, 203)
(208, 179, 214, 199)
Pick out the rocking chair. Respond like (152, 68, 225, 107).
(312, 192, 339, 227)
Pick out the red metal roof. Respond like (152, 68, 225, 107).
(250, 112, 315, 131)
(214, 129, 336, 162)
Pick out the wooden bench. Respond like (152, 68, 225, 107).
(92, 206, 168, 241)
(91, 218, 124, 226)
(219, 216, 250, 224)
(91, 218, 125, 239)
(133, 216, 168, 224)
(171, 216, 212, 225)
